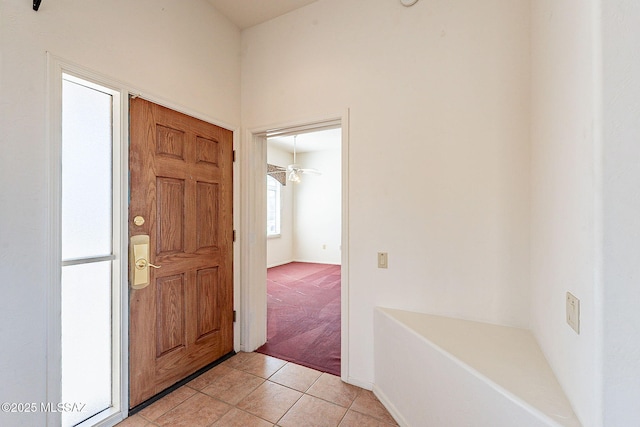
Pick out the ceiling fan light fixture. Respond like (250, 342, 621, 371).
(285, 135, 322, 183)
(288, 169, 301, 183)
(287, 136, 302, 183)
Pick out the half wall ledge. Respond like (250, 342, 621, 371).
(373, 307, 581, 427)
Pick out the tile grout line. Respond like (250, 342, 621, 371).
(268, 362, 305, 427)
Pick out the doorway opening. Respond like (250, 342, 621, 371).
(257, 129, 342, 375)
(240, 113, 349, 380)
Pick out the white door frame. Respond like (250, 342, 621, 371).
(239, 111, 351, 381)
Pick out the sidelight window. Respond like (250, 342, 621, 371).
(60, 74, 119, 427)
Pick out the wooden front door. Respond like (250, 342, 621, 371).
(128, 98, 234, 408)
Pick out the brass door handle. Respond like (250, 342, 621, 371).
(130, 235, 160, 290)
(135, 258, 161, 270)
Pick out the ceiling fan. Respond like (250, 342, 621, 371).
(287, 135, 321, 183)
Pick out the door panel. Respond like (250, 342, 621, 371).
(196, 182, 219, 249)
(196, 267, 222, 339)
(156, 274, 186, 357)
(157, 177, 185, 254)
(129, 98, 233, 408)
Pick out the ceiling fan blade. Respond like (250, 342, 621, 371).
(286, 162, 321, 182)
(299, 168, 322, 175)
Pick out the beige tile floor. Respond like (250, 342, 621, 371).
(117, 352, 398, 427)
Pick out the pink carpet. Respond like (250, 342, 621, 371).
(256, 262, 341, 376)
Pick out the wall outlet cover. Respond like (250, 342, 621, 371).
(566, 292, 580, 334)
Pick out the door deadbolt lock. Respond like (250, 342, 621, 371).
(130, 235, 161, 290)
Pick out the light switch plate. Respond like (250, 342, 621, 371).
(377, 252, 388, 269)
(566, 292, 580, 334)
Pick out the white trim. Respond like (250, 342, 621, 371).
(339, 110, 350, 382)
(46, 52, 63, 427)
(291, 259, 342, 266)
(113, 74, 130, 427)
(372, 384, 407, 427)
(240, 111, 351, 382)
(239, 132, 268, 351)
(347, 376, 374, 391)
(265, 119, 341, 138)
(232, 129, 242, 352)
(266, 260, 296, 269)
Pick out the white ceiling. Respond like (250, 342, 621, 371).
(207, 0, 319, 30)
(268, 128, 341, 154)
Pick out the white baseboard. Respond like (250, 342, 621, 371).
(266, 259, 295, 268)
(344, 375, 373, 391)
(267, 259, 342, 268)
(292, 258, 341, 265)
(373, 384, 408, 427)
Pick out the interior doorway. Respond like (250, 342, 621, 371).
(257, 129, 342, 374)
(240, 113, 349, 380)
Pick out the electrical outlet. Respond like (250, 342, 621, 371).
(566, 292, 580, 334)
(377, 252, 388, 269)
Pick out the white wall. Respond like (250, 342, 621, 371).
(242, 0, 531, 385)
(266, 146, 294, 267)
(601, 0, 640, 425)
(530, 1, 599, 425)
(294, 148, 341, 264)
(0, 1, 240, 425)
(531, 1, 640, 425)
